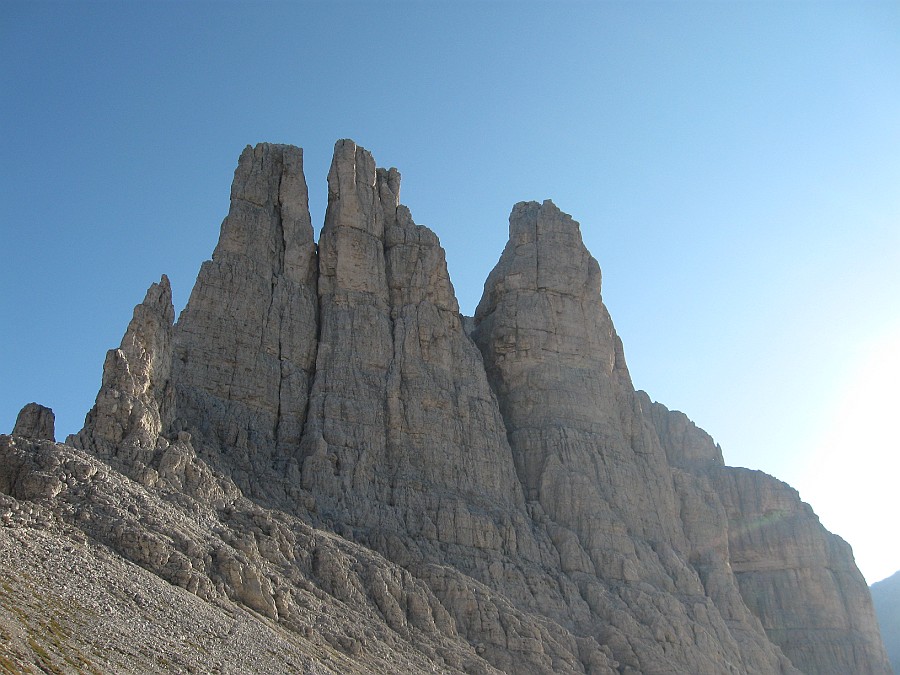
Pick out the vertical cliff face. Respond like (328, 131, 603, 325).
(472, 201, 805, 674)
(295, 144, 595, 673)
(473, 200, 682, 570)
(300, 141, 528, 533)
(48, 140, 891, 674)
(872, 571, 900, 674)
(170, 143, 318, 500)
(708, 467, 892, 674)
(12, 403, 55, 442)
(639, 391, 725, 468)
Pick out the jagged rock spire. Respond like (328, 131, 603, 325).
(72, 275, 175, 467)
(472, 200, 802, 672)
(474, 200, 672, 542)
(301, 139, 527, 526)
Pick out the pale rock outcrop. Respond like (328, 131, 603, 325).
(69, 275, 239, 502)
(298, 142, 608, 673)
(872, 571, 900, 674)
(708, 466, 893, 674)
(171, 143, 318, 502)
(0, 434, 503, 674)
(300, 140, 526, 528)
(638, 391, 724, 467)
(642, 394, 891, 673)
(473, 201, 676, 547)
(71, 275, 175, 474)
(642, 398, 790, 665)
(12, 403, 55, 441)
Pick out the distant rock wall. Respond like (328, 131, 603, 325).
(707, 466, 890, 674)
(7, 139, 889, 674)
(872, 571, 900, 674)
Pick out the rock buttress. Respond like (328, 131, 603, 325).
(708, 466, 893, 674)
(56, 140, 891, 675)
(12, 403, 55, 442)
(170, 143, 318, 502)
(298, 141, 628, 674)
(300, 140, 526, 522)
(473, 200, 799, 673)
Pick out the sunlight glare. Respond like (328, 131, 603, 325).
(800, 325, 900, 583)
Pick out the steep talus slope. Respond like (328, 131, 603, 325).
(0, 433, 498, 674)
(2, 139, 892, 674)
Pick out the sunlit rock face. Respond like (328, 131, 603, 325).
(3, 140, 891, 675)
(472, 199, 798, 673)
(473, 199, 682, 569)
(169, 143, 319, 503)
(12, 403, 55, 442)
(71, 275, 176, 480)
(299, 140, 528, 528)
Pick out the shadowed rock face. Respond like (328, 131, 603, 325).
(5, 140, 891, 675)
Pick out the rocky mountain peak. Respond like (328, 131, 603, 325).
(170, 143, 318, 499)
(1, 140, 891, 675)
(217, 143, 315, 283)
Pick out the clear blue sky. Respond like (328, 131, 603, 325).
(2, 1, 898, 582)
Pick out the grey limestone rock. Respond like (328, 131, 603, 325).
(298, 141, 600, 673)
(300, 140, 527, 530)
(872, 571, 900, 674)
(638, 391, 724, 468)
(5, 139, 891, 675)
(472, 199, 800, 673)
(0, 434, 500, 674)
(707, 466, 893, 674)
(171, 143, 318, 503)
(71, 275, 175, 475)
(12, 403, 55, 441)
